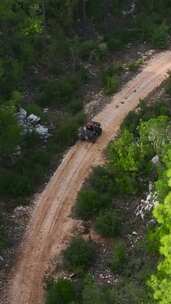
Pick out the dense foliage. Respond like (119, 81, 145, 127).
(63, 237, 96, 273)
(1, 0, 171, 202)
(148, 147, 171, 303)
(46, 279, 76, 304)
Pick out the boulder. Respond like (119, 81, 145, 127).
(151, 155, 159, 165)
(27, 114, 40, 125)
(16, 108, 27, 125)
(35, 124, 49, 139)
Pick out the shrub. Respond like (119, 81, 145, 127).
(110, 241, 127, 273)
(55, 112, 85, 150)
(121, 110, 140, 135)
(94, 42, 108, 61)
(39, 71, 85, 107)
(95, 209, 121, 237)
(102, 65, 121, 95)
(106, 36, 124, 51)
(82, 277, 107, 304)
(25, 103, 43, 118)
(138, 115, 170, 155)
(0, 171, 34, 198)
(127, 58, 144, 72)
(103, 75, 119, 95)
(151, 23, 169, 49)
(88, 166, 115, 196)
(46, 279, 76, 304)
(75, 189, 112, 220)
(109, 280, 154, 304)
(108, 129, 141, 175)
(121, 100, 170, 137)
(78, 40, 97, 60)
(75, 190, 99, 219)
(66, 98, 83, 114)
(63, 237, 96, 273)
(0, 104, 21, 156)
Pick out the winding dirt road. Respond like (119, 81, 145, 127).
(6, 50, 171, 304)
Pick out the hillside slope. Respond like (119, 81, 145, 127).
(7, 50, 171, 304)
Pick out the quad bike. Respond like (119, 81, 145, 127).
(78, 121, 102, 143)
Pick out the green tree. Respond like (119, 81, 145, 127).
(95, 209, 121, 237)
(63, 237, 96, 272)
(0, 104, 21, 156)
(46, 279, 76, 304)
(149, 153, 171, 303)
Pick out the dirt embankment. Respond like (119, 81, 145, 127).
(5, 50, 171, 304)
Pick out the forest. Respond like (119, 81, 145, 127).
(0, 0, 171, 303)
(0, 0, 171, 200)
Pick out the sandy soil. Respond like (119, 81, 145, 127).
(5, 50, 171, 304)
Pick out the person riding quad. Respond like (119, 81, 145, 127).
(78, 121, 102, 142)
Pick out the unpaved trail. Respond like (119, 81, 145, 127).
(7, 50, 171, 304)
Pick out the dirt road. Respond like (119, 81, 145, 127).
(7, 50, 171, 304)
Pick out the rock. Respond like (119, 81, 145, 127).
(13, 206, 31, 218)
(146, 50, 155, 56)
(122, 1, 136, 15)
(0, 256, 4, 262)
(16, 108, 27, 125)
(98, 42, 108, 52)
(149, 182, 153, 192)
(13, 145, 21, 157)
(151, 155, 159, 165)
(27, 114, 40, 125)
(43, 108, 48, 113)
(35, 124, 49, 139)
(148, 219, 157, 227)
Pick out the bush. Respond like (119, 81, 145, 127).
(66, 98, 83, 114)
(151, 23, 169, 49)
(46, 279, 76, 304)
(63, 237, 96, 272)
(127, 58, 144, 72)
(88, 166, 115, 196)
(0, 104, 21, 156)
(121, 100, 170, 136)
(39, 71, 86, 107)
(106, 36, 124, 51)
(75, 189, 112, 220)
(109, 280, 154, 304)
(55, 112, 85, 150)
(77, 40, 97, 60)
(108, 130, 141, 179)
(111, 241, 127, 273)
(103, 75, 119, 95)
(95, 209, 121, 238)
(121, 110, 140, 135)
(25, 103, 43, 118)
(82, 277, 107, 304)
(0, 171, 34, 198)
(94, 42, 108, 62)
(102, 65, 121, 95)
